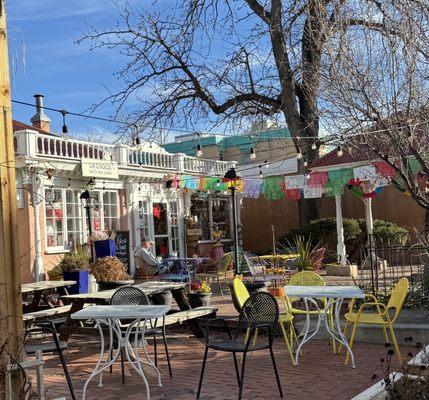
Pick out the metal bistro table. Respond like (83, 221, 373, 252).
(72, 305, 169, 400)
(283, 285, 365, 368)
(162, 257, 210, 283)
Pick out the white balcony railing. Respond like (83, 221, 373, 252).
(128, 148, 174, 169)
(14, 129, 235, 175)
(35, 134, 116, 161)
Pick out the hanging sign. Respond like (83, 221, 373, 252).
(81, 159, 119, 179)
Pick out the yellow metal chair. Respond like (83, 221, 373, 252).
(232, 276, 250, 309)
(286, 271, 336, 352)
(341, 277, 409, 365)
(199, 252, 233, 298)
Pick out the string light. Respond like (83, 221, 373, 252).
(303, 158, 308, 167)
(249, 147, 256, 160)
(311, 142, 317, 150)
(296, 148, 303, 160)
(68, 178, 71, 188)
(61, 110, 68, 134)
(259, 166, 263, 179)
(196, 143, 203, 157)
(264, 160, 270, 169)
(337, 146, 344, 158)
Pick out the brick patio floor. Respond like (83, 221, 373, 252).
(29, 295, 406, 400)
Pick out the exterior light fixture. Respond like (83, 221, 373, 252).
(196, 143, 203, 157)
(61, 110, 68, 134)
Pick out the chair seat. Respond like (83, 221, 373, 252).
(290, 307, 329, 315)
(279, 313, 293, 323)
(208, 339, 269, 352)
(26, 341, 67, 354)
(345, 312, 388, 325)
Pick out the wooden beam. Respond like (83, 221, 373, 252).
(0, 0, 24, 398)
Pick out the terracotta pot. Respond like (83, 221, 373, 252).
(268, 287, 285, 298)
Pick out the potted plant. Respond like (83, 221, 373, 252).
(90, 256, 134, 291)
(58, 249, 90, 294)
(187, 280, 212, 308)
(92, 231, 117, 259)
(290, 235, 325, 271)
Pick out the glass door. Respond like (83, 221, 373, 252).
(153, 202, 170, 256)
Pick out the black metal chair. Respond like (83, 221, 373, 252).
(197, 292, 283, 400)
(25, 320, 76, 400)
(110, 286, 172, 383)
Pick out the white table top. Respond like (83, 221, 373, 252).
(71, 305, 170, 320)
(22, 280, 76, 293)
(284, 285, 365, 299)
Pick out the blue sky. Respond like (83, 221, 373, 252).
(7, 0, 142, 140)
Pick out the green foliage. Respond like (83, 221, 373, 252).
(286, 235, 323, 271)
(58, 249, 90, 273)
(278, 218, 408, 255)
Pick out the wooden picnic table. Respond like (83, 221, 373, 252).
(59, 281, 213, 341)
(21, 280, 76, 312)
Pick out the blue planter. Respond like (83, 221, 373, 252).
(94, 239, 116, 259)
(63, 270, 89, 294)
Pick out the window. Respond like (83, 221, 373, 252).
(138, 200, 150, 240)
(103, 191, 119, 231)
(169, 201, 179, 253)
(240, 150, 251, 164)
(66, 190, 82, 246)
(45, 188, 65, 248)
(45, 188, 119, 251)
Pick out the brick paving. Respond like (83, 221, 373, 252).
(28, 295, 406, 400)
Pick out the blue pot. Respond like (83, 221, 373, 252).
(94, 239, 116, 259)
(63, 270, 89, 294)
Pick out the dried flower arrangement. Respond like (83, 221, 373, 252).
(90, 231, 109, 241)
(89, 256, 131, 282)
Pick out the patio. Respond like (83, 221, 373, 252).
(27, 295, 404, 400)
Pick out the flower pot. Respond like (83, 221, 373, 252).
(94, 239, 116, 259)
(63, 270, 89, 294)
(187, 292, 212, 308)
(268, 286, 285, 298)
(97, 279, 135, 292)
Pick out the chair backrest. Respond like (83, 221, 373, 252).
(386, 278, 409, 322)
(238, 292, 279, 332)
(134, 255, 158, 279)
(242, 253, 266, 276)
(232, 277, 250, 310)
(110, 286, 150, 305)
(289, 271, 325, 286)
(220, 252, 233, 273)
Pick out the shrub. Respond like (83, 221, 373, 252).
(58, 250, 89, 273)
(90, 256, 131, 282)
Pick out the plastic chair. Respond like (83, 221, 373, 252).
(198, 252, 233, 298)
(231, 276, 250, 312)
(341, 278, 409, 365)
(110, 286, 172, 381)
(197, 292, 283, 400)
(25, 320, 76, 400)
(286, 271, 336, 352)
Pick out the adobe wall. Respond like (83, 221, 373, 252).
(241, 186, 426, 253)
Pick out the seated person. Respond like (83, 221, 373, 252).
(134, 238, 167, 276)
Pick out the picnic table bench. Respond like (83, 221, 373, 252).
(21, 280, 76, 312)
(59, 281, 217, 341)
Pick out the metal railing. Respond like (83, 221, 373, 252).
(357, 234, 429, 309)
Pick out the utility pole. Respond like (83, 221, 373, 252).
(0, 0, 24, 397)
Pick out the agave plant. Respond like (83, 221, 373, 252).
(290, 235, 325, 271)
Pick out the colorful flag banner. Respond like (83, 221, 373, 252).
(263, 176, 284, 200)
(284, 175, 306, 189)
(243, 179, 262, 198)
(307, 171, 329, 187)
(324, 181, 345, 197)
(353, 165, 377, 182)
(328, 168, 354, 185)
(303, 184, 323, 198)
(372, 162, 396, 178)
(284, 189, 301, 200)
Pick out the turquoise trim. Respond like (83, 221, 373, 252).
(163, 127, 290, 154)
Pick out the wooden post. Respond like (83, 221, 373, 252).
(0, 1, 24, 398)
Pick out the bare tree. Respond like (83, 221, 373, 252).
(79, 0, 429, 225)
(322, 1, 429, 224)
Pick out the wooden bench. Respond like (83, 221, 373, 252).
(146, 306, 217, 329)
(23, 305, 73, 322)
